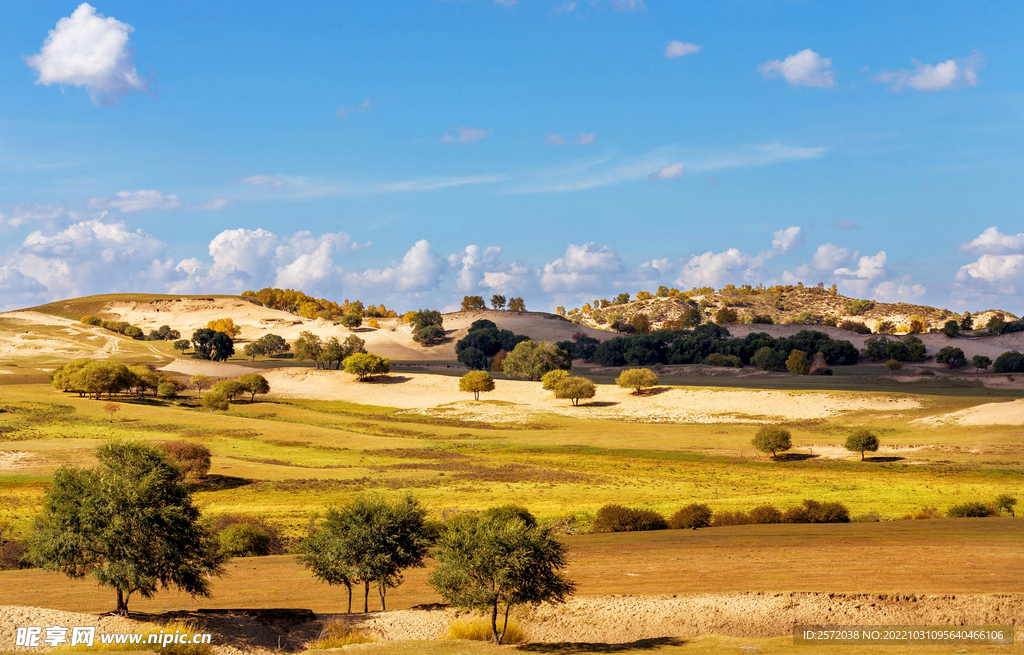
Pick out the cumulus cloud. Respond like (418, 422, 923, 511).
(24, 3, 153, 105)
(834, 251, 890, 296)
(956, 255, 1024, 294)
(809, 243, 856, 271)
(958, 227, 1024, 255)
(451, 245, 536, 295)
(664, 41, 702, 58)
(348, 240, 446, 293)
(540, 243, 622, 293)
(648, 163, 686, 181)
(758, 49, 836, 88)
(676, 249, 764, 289)
(771, 226, 803, 254)
(87, 190, 180, 213)
(875, 52, 983, 92)
(441, 127, 489, 145)
(874, 277, 927, 302)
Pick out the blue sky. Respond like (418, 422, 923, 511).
(1, 1, 1022, 313)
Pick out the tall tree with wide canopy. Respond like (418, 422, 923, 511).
(28, 440, 223, 615)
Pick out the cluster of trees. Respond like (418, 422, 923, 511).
(343, 353, 391, 381)
(242, 288, 397, 320)
(243, 333, 290, 360)
(455, 319, 530, 370)
(590, 325, 859, 369)
(191, 328, 235, 361)
(52, 360, 185, 400)
(993, 350, 1024, 374)
(861, 335, 927, 363)
(408, 309, 446, 346)
(502, 340, 571, 380)
(81, 316, 181, 342)
(294, 331, 367, 369)
(591, 498, 851, 533)
(751, 425, 881, 460)
(554, 332, 602, 362)
(205, 373, 272, 404)
(540, 370, 596, 406)
(460, 295, 526, 312)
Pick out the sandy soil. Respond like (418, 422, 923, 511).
(159, 359, 261, 378)
(915, 397, 1024, 426)
(261, 369, 919, 424)
(0, 312, 122, 361)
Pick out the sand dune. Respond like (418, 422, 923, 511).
(915, 397, 1024, 426)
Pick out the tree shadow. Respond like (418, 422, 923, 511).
(638, 386, 672, 397)
(366, 375, 412, 385)
(582, 401, 619, 407)
(193, 475, 253, 491)
(864, 456, 905, 463)
(774, 453, 819, 462)
(519, 638, 688, 653)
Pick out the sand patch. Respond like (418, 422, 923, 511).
(0, 451, 33, 471)
(262, 369, 919, 424)
(915, 398, 1024, 426)
(159, 359, 260, 378)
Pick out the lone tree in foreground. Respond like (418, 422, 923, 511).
(238, 373, 271, 402)
(429, 509, 575, 645)
(28, 441, 223, 615)
(844, 427, 880, 461)
(459, 371, 495, 400)
(554, 376, 596, 407)
(343, 353, 391, 381)
(752, 425, 792, 459)
(615, 368, 659, 396)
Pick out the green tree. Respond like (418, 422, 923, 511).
(191, 328, 235, 361)
(341, 314, 363, 331)
(751, 425, 792, 458)
(553, 376, 596, 406)
(752, 346, 785, 371)
(541, 369, 569, 391)
(960, 312, 974, 331)
(173, 339, 191, 354)
(429, 510, 574, 645)
(27, 440, 223, 615)
(615, 368, 658, 396)
(294, 331, 325, 367)
(461, 296, 487, 311)
(212, 379, 244, 401)
(936, 346, 966, 369)
(201, 391, 229, 412)
(502, 340, 571, 381)
(343, 353, 391, 381)
(409, 309, 443, 330)
(256, 333, 289, 357)
(490, 294, 507, 310)
(785, 349, 811, 375)
(238, 373, 270, 401)
(844, 428, 880, 461)
(72, 361, 133, 399)
(459, 371, 495, 400)
(189, 374, 212, 398)
(412, 324, 446, 346)
(507, 297, 526, 312)
(243, 341, 265, 361)
(681, 307, 702, 328)
(973, 355, 992, 372)
(995, 494, 1017, 517)
(941, 320, 961, 337)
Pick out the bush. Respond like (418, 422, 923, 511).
(852, 511, 881, 523)
(553, 376, 596, 406)
(809, 366, 833, 375)
(668, 503, 712, 530)
(993, 351, 1024, 374)
(785, 350, 810, 375)
(447, 617, 525, 645)
(910, 507, 941, 520)
(201, 391, 229, 412)
(839, 320, 871, 334)
(947, 502, 996, 518)
(751, 425, 792, 458)
(160, 441, 212, 482)
(747, 504, 783, 524)
(782, 500, 850, 524)
(0, 539, 28, 570)
(412, 324, 446, 346)
(715, 308, 739, 324)
(541, 369, 569, 391)
(307, 621, 375, 649)
(218, 523, 273, 557)
(711, 510, 750, 527)
(702, 353, 741, 367)
(844, 299, 874, 315)
(592, 504, 668, 532)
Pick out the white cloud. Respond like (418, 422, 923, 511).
(958, 227, 1024, 256)
(87, 190, 180, 213)
(239, 174, 287, 188)
(676, 249, 764, 289)
(875, 52, 984, 92)
(664, 41, 702, 59)
(610, 0, 646, 12)
(540, 243, 622, 292)
(574, 132, 596, 145)
(771, 226, 803, 254)
(758, 49, 836, 88)
(809, 242, 856, 271)
(834, 251, 890, 296)
(24, 3, 152, 105)
(336, 97, 372, 119)
(545, 134, 567, 146)
(348, 240, 446, 293)
(453, 245, 503, 292)
(441, 127, 489, 145)
(873, 277, 926, 302)
(648, 163, 686, 181)
(956, 255, 1024, 296)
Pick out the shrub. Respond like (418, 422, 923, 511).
(307, 622, 375, 649)
(947, 502, 996, 518)
(447, 617, 525, 645)
(81, 315, 102, 326)
(615, 368, 659, 395)
(844, 299, 874, 315)
(911, 507, 941, 520)
(157, 382, 179, 399)
(711, 510, 750, 527)
(201, 391, 229, 412)
(715, 308, 739, 324)
(702, 353, 741, 367)
(211, 515, 286, 554)
(218, 523, 273, 558)
(668, 503, 712, 530)
(554, 376, 597, 406)
(993, 351, 1024, 374)
(413, 324, 446, 346)
(592, 504, 668, 532)
(782, 500, 850, 524)
(839, 320, 871, 334)
(844, 428, 880, 460)
(995, 494, 1017, 516)
(809, 366, 833, 375)
(160, 441, 212, 482)
(747, 504, 783, 524)
(751, 425, 792, 458)
(785, 350, 810, 375)
(541, 369, 569, 391)
(0, 539, 28, 570)
(852, 511, 881, 523)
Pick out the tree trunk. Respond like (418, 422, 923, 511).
(346, 584, 352, 614)
(500, 603, 511, 644)
(378, 584, 386, 611)
(363, 581, 370, 613)
(861, 451, 865, 461)
(491, 600, 500, 644)
(115, 588, 128, 616)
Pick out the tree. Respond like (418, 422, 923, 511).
(190, 374, 212, 398)
(256, 333, 289, 357)
(715, 307, 739, 325)
(409, 309, 443, 330)
(615, 368, 658, 396)
(491, 294, 507, 310)
(102, 402, 120, 422)
(459, 371, 495, 400)
(412, 325, 446, 346)
(191, 329, 235, 361)
(541, 369, 569, 391)
(201, 392, 229, 412)
(936, 346, 966, 369)
(429, 509, 574, 645)
(844, 428, 880, 461)
(340, 314, 362, 331)
(630, 313, 651, 334)
(212, 379, 244, 401)
(157, 382, 178, 399)
(294, 331, 325, 367)
(300, 494, 430, 613)
(159, 441, 212, 483)
(960, 312, 974, 331)
(502, 341, 571, 381)
(243, 342, 264, 361)
(752, 425, 792, 458)
(785, 349, 811, 375)
(941, 320, 961, 337)
(994, 351, 1024, 374)
(458, 346, 490, 371)
(507, 297, 526, 312)
(995, 494, 1017, 517)
(238, 373, 270, 401)
(885, 359, 902, 375)
(681, 307, 702, 328)
(343, 353, 391, 381)
(27, 440, 223, 615)
(908, 317, 927, 334)
(72, 361, 133, 399)
(461, 296, 487, 311)
(206, 318, 240, 337)
(973, 355, 992, 372)
(553, 376, 596, 406)
(752, 346, 785, 371)
(173, 339, 191, 354)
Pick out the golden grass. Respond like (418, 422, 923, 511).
(448, 616, 526, 645)
(304, 620, 375, 649)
